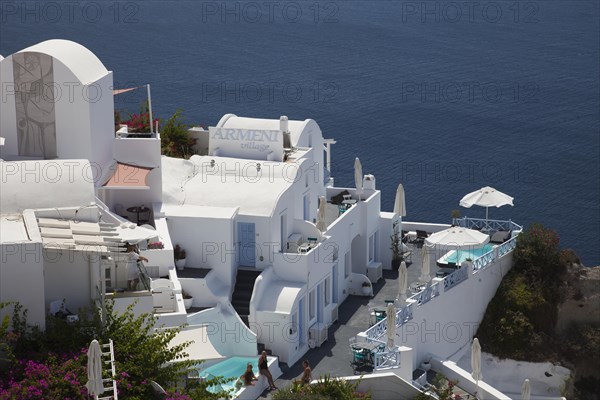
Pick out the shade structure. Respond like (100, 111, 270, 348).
(354, 157, 363, 200)
(316, 196, 327, 232)
(386, 302, 396, 349)
(101, 162, 154, 189)
(420, 247, 431, 283)
(397, 261, 408, 302)
(471, 338, 482, 398)
(393, 184, 406, 217)
(459, 186, 514, 221)
(521, 378, 531, 400)
(86, 339, 104, 397)
(425, 227, 489, 249)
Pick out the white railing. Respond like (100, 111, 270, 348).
(443, 266, 469, 291)
(453, 217, 522, 233)
(497, 236, 518, 258)
(472, 248, 496, 271)
(364, 303, 414, 341)
(373, 348, 400, 370)
(408, 281, 441, 306)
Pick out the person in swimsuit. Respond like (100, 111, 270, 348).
(241, 363, 258, 386)
(258, 351, 277, 390)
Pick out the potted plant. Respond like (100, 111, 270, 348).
(182, 290, 193, 310)
(420, 356, 432, 371)
(390, 220, 402, 271)
(361, 281, 371, 296)
(461, 257, 473, 269)
(451, 209, 461, 226)
(174, 245, 187, 270)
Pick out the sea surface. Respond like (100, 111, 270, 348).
(1, 0, 598, 265)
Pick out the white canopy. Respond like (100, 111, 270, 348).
(425, 227, 489, 249)
(460, 186, 514, 221)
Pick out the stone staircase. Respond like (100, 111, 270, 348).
(231, 268, 261, 327)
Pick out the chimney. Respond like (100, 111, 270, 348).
(280, 116, 289, 133)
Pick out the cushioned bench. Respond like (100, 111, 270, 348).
(490, 230, 511, 244)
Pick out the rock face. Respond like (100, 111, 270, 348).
(556, 264, 600, 334)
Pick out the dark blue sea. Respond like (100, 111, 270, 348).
(1, 0, 598, 265)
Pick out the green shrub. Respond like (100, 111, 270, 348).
(161, 110, 197, 158)
(273, 375, 370, 400)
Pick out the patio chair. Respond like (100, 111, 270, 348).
(412, 230, 428, 247)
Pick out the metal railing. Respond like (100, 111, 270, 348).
(373, 348, 400, 370)
(443, 266, 469, 291)
(408, 281, 441, 306)
(136, 261, 152, 291)
(453, 217, 522, 233)
(365, 303, 414, 341)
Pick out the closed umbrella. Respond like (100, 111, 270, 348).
(316, 196, 327, 232)
(420, 247, 431, 283)
(86, 339, 104, 398)
(397, 261, 408, 303)
(460, 186, 514, 223)
(386, 302, 396, 349)
(354, 157, 363, 200)
(393, 184, 406, 217)
(471, 338, 482, 398)
(521, 379, 531, 400)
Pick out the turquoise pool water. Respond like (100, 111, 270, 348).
(439, 244, 494, 266)
(197, 356, 259, 393)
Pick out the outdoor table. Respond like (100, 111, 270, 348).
(409, 281, 426, 294)
(127, 205, 150, 225)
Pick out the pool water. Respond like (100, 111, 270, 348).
(443, 244, 494, 265)
(197, 356, 259, 393)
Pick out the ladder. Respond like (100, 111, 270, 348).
(97, 339, 118, 400)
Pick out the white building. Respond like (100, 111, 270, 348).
(1, 40, 534, 399)
(0, 40, 383, 368)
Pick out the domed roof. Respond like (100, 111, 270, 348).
(17, 39, 108, 83)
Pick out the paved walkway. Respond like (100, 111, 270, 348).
(258, 261, 425, 398)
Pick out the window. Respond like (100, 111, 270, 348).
(324, 276, 331, 306)
(309, 289, 316, 320)
(344, 251, 351, 278)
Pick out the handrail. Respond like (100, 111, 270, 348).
(452, 217, 522, 233)
(443, 266, 469, 291)
(136, 261, 152, 291)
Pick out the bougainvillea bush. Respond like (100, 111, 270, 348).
(0, 301, 231, 400)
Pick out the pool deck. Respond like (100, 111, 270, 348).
(258, 242, 446, 398)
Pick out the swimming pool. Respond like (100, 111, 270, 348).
(437, 244, 494, 266)
(196, 356, 259, 393)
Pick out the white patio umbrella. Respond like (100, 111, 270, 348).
(425, 227, 489, 249)
(521, 378, 531, 400)
(386, 302, 396, 349)
(393, 184, 406, 217)
(460, 186, 514, 222)
(86, 339, 104, 398)
(397, 261, 408, 303)
(420, 247, 431, 283)
(316, 196, 327, 232)
(354, 157, 363, 200)
(471, 338, 482, 399)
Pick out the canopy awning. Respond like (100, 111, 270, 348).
(101, 162, 154, 190)
(167, 326, 225, 362)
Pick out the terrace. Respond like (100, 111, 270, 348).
(264, 218, 521, 399)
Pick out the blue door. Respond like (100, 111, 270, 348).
(238, 223, 256, 267)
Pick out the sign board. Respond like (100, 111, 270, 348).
(208, 127, 284, 161)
